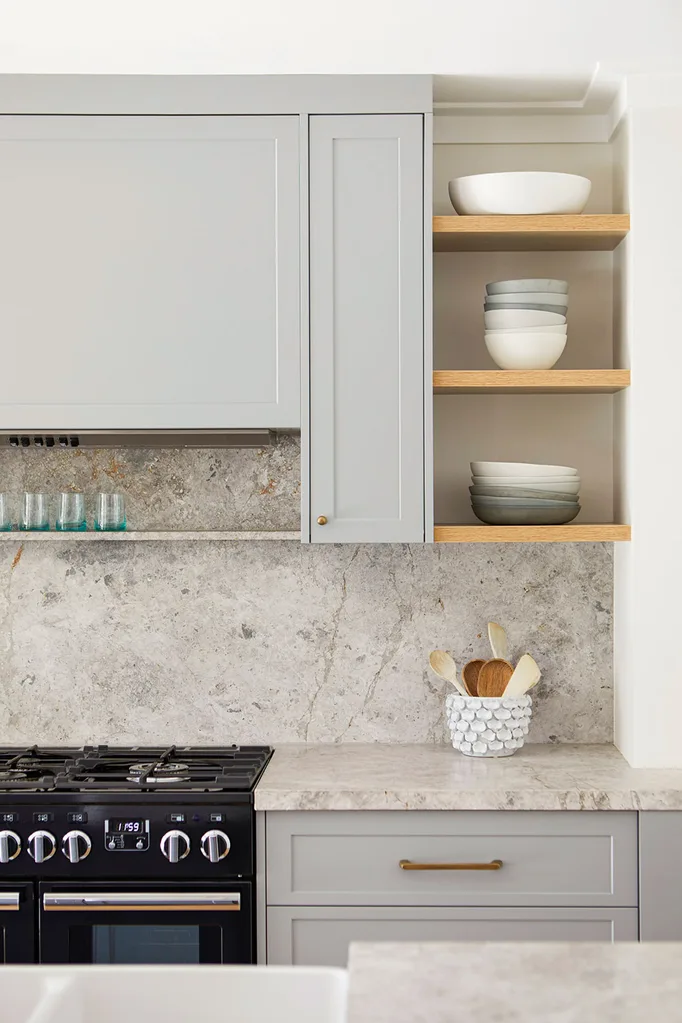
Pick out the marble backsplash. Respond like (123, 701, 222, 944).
(0, 437, 613, 745)
(0, 434, 300, 532)
(0, 538, 612, 746)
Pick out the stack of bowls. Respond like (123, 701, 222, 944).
(470, 461, 581, 525)
(484, 279, 568, 370)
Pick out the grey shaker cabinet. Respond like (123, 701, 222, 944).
(639, 812, 682, 939)
(0, 115, 300, 431)
(308, 115, 425, 543)
(267, 907, 639, 966)
(263, 810, 639, 965)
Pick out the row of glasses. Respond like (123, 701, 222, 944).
(0, 493, 126, 531)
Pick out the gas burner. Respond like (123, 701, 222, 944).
(127, 762, 190, 784)
(0, 744, 273, 794)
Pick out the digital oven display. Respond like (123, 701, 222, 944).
(108, 819, 145, 834)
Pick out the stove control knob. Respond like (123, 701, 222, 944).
(61, 830, 92, 864)
(27, 830, 57, 863)
(0, 830, 21, 864)
(160, 830, 190, 863)
(200, 829, 231, 864)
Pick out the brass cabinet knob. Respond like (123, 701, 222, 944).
(317, 516, 328, 526)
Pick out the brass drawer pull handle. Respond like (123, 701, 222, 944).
(399, 859, 503, 871)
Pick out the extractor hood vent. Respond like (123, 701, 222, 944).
(2, 430, 273, 450)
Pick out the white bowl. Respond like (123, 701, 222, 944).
(486, 279, 568, 295)
(485, 324, 567, 335)
(471, 461, 578, 477)
(485, 332, 567, 370)
(485, 292, 568, 307)
(472, 476, 581, 495)
(448, 172, 592, 215)
(471, 503, 581, 525)
(484, 309, 566, 330)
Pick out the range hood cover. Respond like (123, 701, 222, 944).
(1, 430, 273, 450)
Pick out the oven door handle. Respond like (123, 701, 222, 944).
(0, 892, 20, 911)
(43, 892, 241, 912)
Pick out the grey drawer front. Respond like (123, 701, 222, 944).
(266, 811, 638, 908)
(267, 907, 639, 965)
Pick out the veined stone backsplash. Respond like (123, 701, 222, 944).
(0, 433, 300, 531)
(0, 437, 613, 745)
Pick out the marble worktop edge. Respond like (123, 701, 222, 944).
(254, 743, 682, 811)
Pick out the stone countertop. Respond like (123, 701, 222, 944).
(254, 743, 682, 811)
(347, 942, 682, 1023)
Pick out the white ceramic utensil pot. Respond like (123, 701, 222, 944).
(446, 694, 532, 757)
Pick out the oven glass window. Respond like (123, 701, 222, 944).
(69, 925, 222, 964)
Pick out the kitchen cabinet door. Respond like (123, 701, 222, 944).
(267, 906, 639, 966)
(640, 812, 682, 939)
(0, 115, 300, 430)
(308, 115, 425, 542)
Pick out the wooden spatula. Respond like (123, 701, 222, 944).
(477, 658, 514, 698)
(487, 622, 509, 661)
(462, 659, 486, 697)
(503, 654, 541, 697)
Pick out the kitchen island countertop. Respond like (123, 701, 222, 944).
(347, 941, 682, 1022)
(254, 742, 682, 811)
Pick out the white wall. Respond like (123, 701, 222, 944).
(1, 0, 682, 75)
(614, 101, 682, 767)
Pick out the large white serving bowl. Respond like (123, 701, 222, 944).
(486, 279, 568, 295)
(448, 171, 592, 215)
(485, 332, 567, 370)
(471, 476, 581, 495)
(485, 324, 567, 335)
(485, 292, 568, 307)
(471, 461, 578, 476)
(471, 503, 581, 525)
(484, 308, 566, 330)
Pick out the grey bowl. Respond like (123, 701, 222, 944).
(472, 495, 579, 508)
(484, 302, 569, 315)
(486, 279, 568, 295)
(471, 503, 581, 526)
(470, 485, 579, 502)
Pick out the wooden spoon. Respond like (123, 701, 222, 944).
(503, 654, 541, 698)
(487, 622, 509, 661)
(462, 659, 486, 697)
(429, 650, 469, 697)
(477, 658, 514, 698)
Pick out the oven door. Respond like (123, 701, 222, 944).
(0, 883, 36, 963)
(39, 883, 252, 965)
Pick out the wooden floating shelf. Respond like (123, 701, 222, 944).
(434, 525, 631, 544)
(433, 214, 630, 252)
(433, 370, 631, 395)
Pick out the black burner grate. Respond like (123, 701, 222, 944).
(0, 744, 272, 793)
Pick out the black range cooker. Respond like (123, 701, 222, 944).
(0, 744, 272, 964)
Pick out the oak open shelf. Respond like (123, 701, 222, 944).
(434, 525, 631, 543)
(433, 370, 631, 395)
(433, 214, 630, 252)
